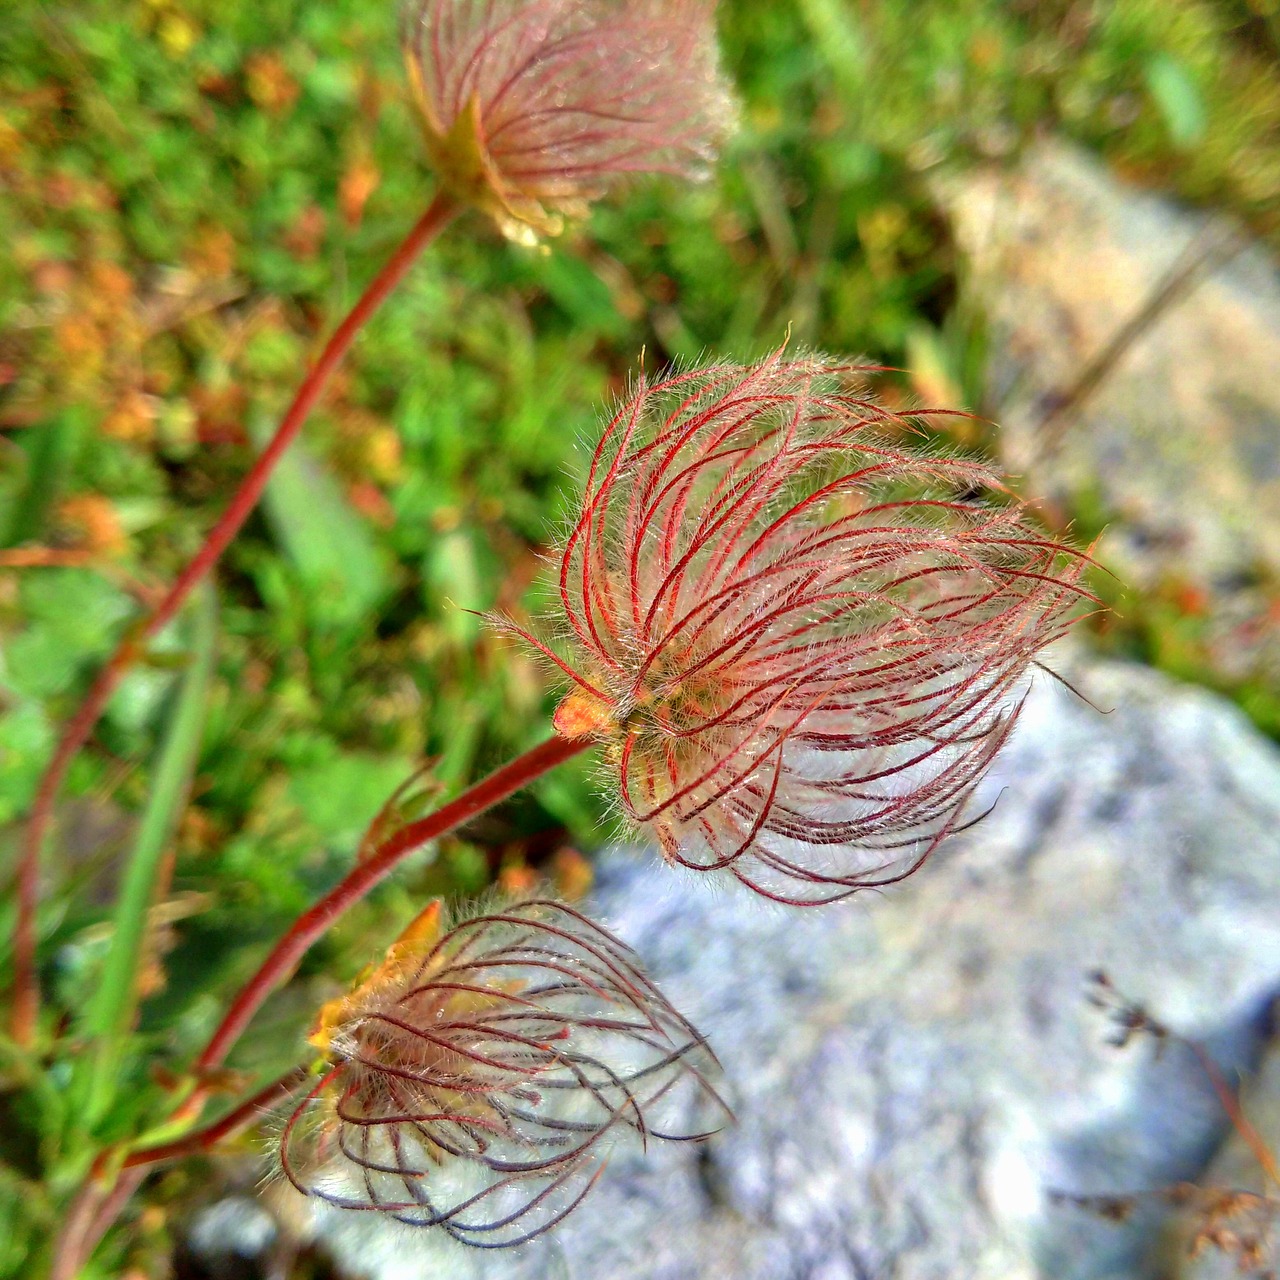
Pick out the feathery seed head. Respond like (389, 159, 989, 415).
(281, 896, 725, 1246)
(401, 0, 736, 242)
(509, 350, 1093, 905)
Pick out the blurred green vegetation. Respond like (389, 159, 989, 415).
(1, 0, 1279, 1272)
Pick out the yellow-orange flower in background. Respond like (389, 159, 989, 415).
(508, 351, 1094, 905)
(402, 0, 735, 241)
(281, 897, 725, 1246)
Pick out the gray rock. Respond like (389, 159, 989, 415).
(181, 1196, 279, 1280)
(296, 659, 1280, 1279)
(939, 141, 1280, 690)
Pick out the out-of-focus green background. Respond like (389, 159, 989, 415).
(1, 0, 1279, 1272)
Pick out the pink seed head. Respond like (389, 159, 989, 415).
(402, 0, 736, 241)
(507, 350, 1094, 906)
(280, 897, 725, 1247)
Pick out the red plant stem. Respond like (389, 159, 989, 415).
(53, 737, 585, 1275)
(49, 1177, 106, 1280)
(196, 734, 588, 1073)
(10, 191, 461, 1046)
(123, 1068, 309, 1169)
(50, 1167, 146, 1280)
(52, 1071, 302, 1273)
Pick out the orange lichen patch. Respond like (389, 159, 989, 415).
(0, 118, 22, 168)
(87, 260, 135, 306)
(244, 51, 299, 116)
(339, 148, 381, 230)
(101, 387, 157, 444)
(56, 494, 127, 557)
(187, 225, 238, 280)
(346, 481, 395, 528)
(361, 426, 402, 484)
(55, 312, 108, 385)
(0, 547, 94, 569)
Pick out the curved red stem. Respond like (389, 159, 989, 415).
(10, 192, 461, 1045)
(49, 1166, 146, 1280)
(123, 1068, 309, 1169)
(49, 735, 588, 1276)
(195, 733, 588, 1073)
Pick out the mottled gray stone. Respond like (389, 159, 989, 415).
(939, 141, 1280, 690)
(295, 659, 1280, 1279)
(181, 1196, 279, 1280)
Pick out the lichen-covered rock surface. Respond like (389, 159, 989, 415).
(277, 660, 1280, 1280)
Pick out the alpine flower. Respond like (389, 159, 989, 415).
(401, 0, 736, 242)
(281, 897, 725, 1246)
(512, 351, 1092, 905)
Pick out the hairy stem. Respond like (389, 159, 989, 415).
(123, 1069, 310, 1169)
(196, 733, 588, 1073)
(50, 734, 587, 1276)
(10, 191, 461, 1045)
(48, 1072, 286, 1278)
(50, 1168, 146, 1280)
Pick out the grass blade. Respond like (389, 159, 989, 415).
(74, 583, 219, 1133)
(3, 409, 88, 548)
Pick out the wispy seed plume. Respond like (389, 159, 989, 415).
(401, 0, 736, 241)
(503, 349, 1094, 905)
(280, 897, 725, 1247)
